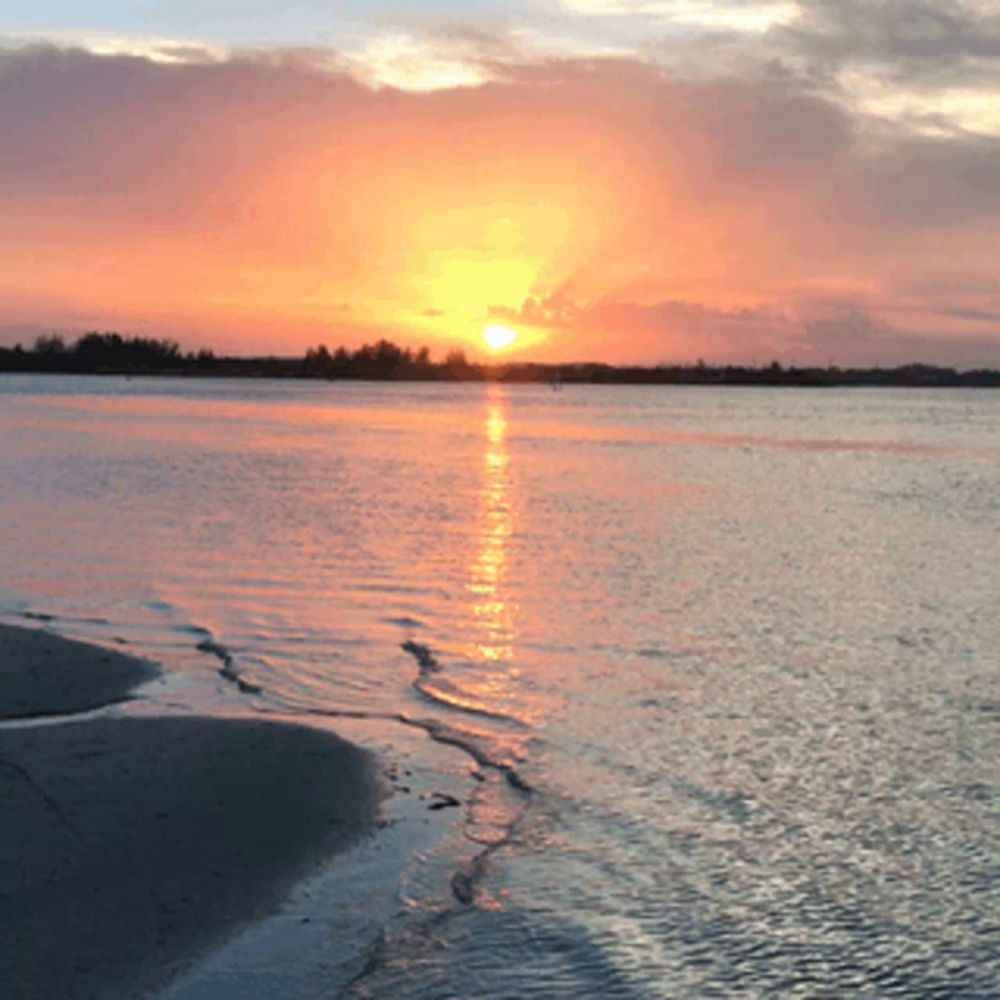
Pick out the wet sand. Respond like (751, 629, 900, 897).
(0, 624, 159, 719)
(0, 625, 382, 999)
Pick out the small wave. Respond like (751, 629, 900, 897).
(401, 639, 439, 672)
(194, 634, 262, 696)
(22, 611, 111, 626)
(400, 640, 528, 726)
(177, 623, 213, 638)
(383, 616, 427, 629)
(417, 676, 526, 725)
(139, 599, 179, 615)
(403, 714, 531, 795)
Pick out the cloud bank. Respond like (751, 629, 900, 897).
(0, 19, 997, 363)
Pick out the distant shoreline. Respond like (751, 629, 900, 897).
(0, 366, 1000, 390)
(2, 364, 998, 388)
(2, 332, 997, 386)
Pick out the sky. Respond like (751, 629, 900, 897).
(1, 1, 998, 365)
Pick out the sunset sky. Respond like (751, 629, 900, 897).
(2, 1, 998, 365)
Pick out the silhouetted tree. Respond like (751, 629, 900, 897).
(34, 334, 66, 355)
(303, 344, 333, 377)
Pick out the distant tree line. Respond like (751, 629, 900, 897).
(1, 332, 997, 386)
(510, 359, 1000, 388)
(301, 340, 475, 380)
(0, 333, 218, 374)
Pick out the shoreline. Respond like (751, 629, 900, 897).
(3, 369, 999, 387)
(0, 623, 385, 999)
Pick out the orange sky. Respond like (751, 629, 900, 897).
(1, 42, 998, 365)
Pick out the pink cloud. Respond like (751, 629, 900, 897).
(0, 44, 997, 363)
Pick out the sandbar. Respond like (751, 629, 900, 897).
(0, 624, 382, 998)
(0, 624, 159, 719)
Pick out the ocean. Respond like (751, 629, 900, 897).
(1, 375, 997, 996)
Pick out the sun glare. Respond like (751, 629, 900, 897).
(482, 324, 518, 351)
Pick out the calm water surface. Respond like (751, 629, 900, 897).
(1, 376, 998, 996)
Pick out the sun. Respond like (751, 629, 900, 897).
(482, 324, 518, 351)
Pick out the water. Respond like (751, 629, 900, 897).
(1, 375, 997, 996)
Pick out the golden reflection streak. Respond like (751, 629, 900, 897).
(467, 384, 517, 668)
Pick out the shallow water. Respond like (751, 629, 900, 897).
(2, 375, 998, 996)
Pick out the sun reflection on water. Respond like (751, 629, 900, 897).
(468, 385, 517, 669)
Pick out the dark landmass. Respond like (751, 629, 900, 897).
(0, 624, 381, 999)
(0, 625, 160, 718)
(1, 718, 379, 1000)
(1, 331, 997, 386)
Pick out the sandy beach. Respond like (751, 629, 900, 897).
(0, 624, 382, 999)
(0, 625, 160, 719)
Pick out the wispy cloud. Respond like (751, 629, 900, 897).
(0, 30, 227, 64)
(345, 32, 493, 90)
(561, 0, 799, 32)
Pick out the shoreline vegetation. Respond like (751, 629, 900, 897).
(1, 331, 997, 386)
(0, 623, 380, 999)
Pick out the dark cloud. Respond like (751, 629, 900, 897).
(838, 130, 1000, 226)
(780, 0, 1000, 87)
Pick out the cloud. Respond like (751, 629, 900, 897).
(773, 1, 1000, 134)
(561, 0, 799, 32)
(345, 32, 493, 90)
(614, 1, 1000, 135)
(782, 0, 1000, 85)
(0, 41, 996, 363)
(496, 291, 997, 366)
(493, 292, 796, 361)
